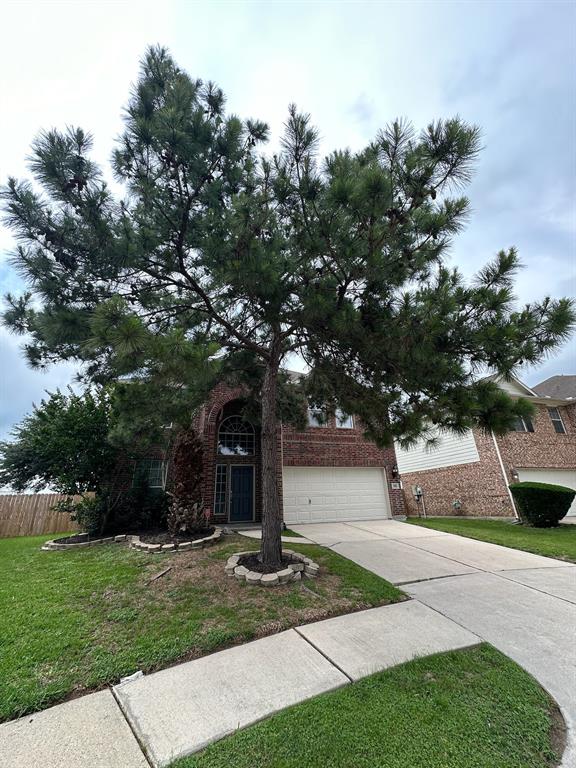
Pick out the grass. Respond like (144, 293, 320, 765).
(281, 528, 304, 538)
(0, 533, 402, 722)
(407, 517, 576, 562)
(172, 644, 563, 768)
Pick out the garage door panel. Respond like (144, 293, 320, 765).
(283, 467, 391, 524)
(517, 468, 576, 516)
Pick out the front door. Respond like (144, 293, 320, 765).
(229, 466, 254, 522)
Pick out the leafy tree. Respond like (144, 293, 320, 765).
(0, 387, 117, 494)
(2, 47, 573, 565)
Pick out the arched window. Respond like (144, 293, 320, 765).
(217, 415, 255, 456)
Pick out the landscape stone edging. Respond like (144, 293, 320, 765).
(41, 534, 127, 551)
(129, 528, 222, 553)
(41, 529, 222, 553)
(225, 549, 320, 586)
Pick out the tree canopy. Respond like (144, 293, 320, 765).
(0, 388, 117, 495)
(2, 45, 574, 562)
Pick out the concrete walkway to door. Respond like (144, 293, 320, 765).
(291, 519, 576, 767)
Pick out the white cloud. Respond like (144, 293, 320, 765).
(0, 0, 574, 435)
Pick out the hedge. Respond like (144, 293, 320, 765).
(509, 481, 575, 527)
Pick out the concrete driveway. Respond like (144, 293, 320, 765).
(292, 519, 576, 767)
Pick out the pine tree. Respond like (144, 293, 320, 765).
(2, 47, 574, 565)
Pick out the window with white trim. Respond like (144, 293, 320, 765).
(214, 464, 228, 516)
(307, 406, 327, 428)
(217, 415, 255, 455)
(548, 407, 566, 434)
(134, 458, 167, 488)
(513, 415, 534, 433)
(335, 408, 354, 429)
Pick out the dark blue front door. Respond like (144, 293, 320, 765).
(229, 466, 254, 522)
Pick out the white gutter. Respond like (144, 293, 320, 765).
(491, 430, 519, 519)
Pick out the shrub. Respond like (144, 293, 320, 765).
(57, 495, 106, 536)
(167, 429, 208, 536)
(509, 481, 575, 527)
(56, 482, 169, 536)
(125, 476, 169, 531)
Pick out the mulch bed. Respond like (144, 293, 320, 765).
(53, 533, 95, 545)
(139, 527, 215, 545)
(238, 553, 300, 574)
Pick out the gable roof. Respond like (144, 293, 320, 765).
(532, 375, 576, 400)
(480, 373, 538, 397)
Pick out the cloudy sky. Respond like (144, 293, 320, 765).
(0, 0, 575, 439)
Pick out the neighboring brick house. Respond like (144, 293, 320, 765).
(130, 380, 405, 526)
(397, 375, 576, 519)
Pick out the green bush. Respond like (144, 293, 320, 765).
(64, 495, 106, 536)
(55, 483, 168, 536)
(509, 481, 575, 527)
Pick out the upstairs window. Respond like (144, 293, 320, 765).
(307, 406, 328, 428)
(513, 415, 535, 433)
(548, 407, 566, 434)
(218, 415, 255, 456)
(336, 408, 354, 429)
(134, 458, 167, 488)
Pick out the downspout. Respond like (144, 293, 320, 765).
(491, 430, 518, 519)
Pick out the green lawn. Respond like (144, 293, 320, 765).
(407, 517, 576, 562)
(172, 644, 562, 768)
(281, 528, 304, 538)
(0, 533, 402, 722)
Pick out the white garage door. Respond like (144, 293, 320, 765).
(283, 467, 391, 524)
(517, 468, 576, 516)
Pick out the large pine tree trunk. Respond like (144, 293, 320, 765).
(259, 354, 283, 567)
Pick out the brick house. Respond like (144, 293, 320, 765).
(397, 375, 576, 519)
(130, 380, 405, 526)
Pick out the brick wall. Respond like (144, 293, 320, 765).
(401, 428, 513, 518)
(283, 416, 405, 517)
(196, 385, 405, 521)
(400, 403, 576, 518)
(195, 383, 264, 524)
(498, 403, 576, 479)
(109, 444, 173, 494)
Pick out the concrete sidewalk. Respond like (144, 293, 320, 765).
(0, 601, 478, 768)
(293, 519, 576, 767)
(1, 519, 573, 767)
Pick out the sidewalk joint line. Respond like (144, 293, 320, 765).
(293, 627, 354, 683)
(111, 684, 155, 768)
(491, 569, 576, 606)
(409, 599, 484, 645)
(390, 536, 491, 574)
(395, 570, 481, 587)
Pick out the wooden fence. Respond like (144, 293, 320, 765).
(0, 493, 81, 539)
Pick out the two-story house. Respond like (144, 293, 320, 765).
(126, 380, 405, 526)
